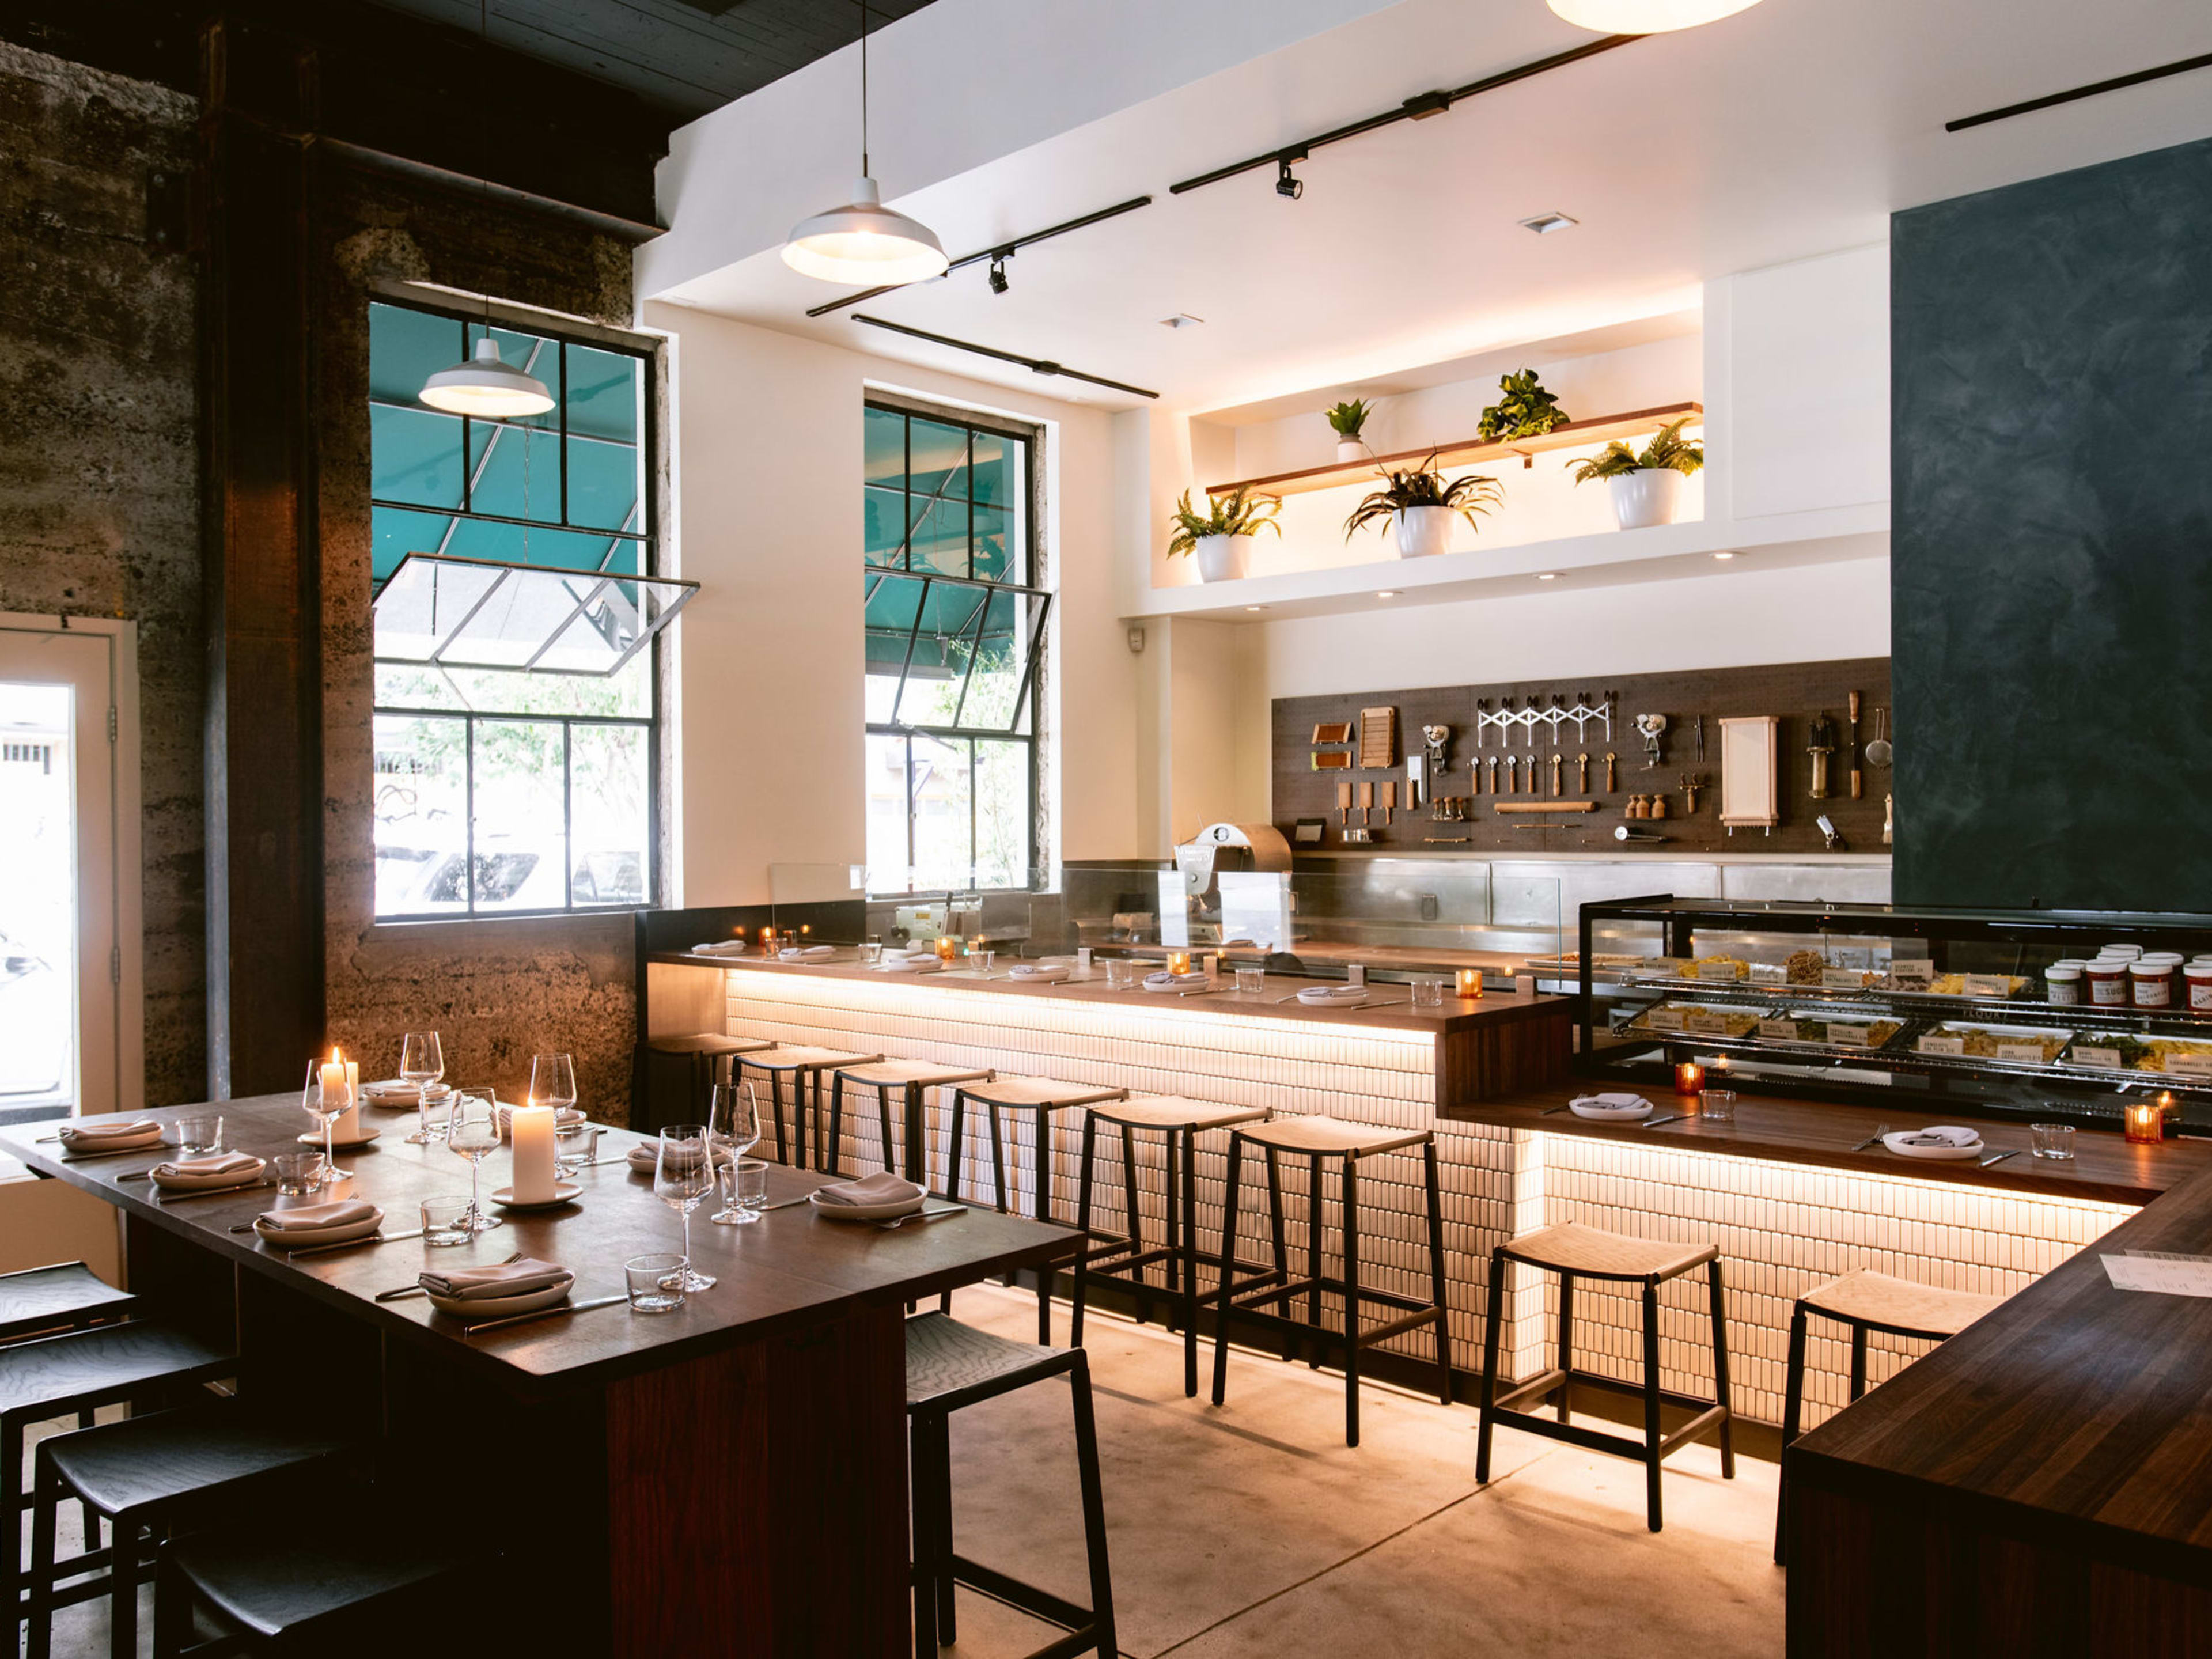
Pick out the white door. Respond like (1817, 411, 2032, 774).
(0, 618, 139, 1123)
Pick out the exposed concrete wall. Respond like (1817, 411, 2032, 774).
(0, 43, 204, 1107)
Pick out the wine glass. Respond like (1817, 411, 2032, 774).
(529, 1053, 577, 1118)
(400, 1031, 445, 1145)
(709, 1083, 763, 1225)
(444, 1091, 503, 1234)
(654, 1126, 717, 1290)
(299, 1061, 350, 1188)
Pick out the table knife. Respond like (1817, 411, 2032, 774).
(153, 1180, 275, 1203)
(292, 1228, 425, 1257)
(373, 1284, 427, 1303)
(1979, 1149, 2021, 1169)
(1639, 1113, 1690, 1130)
(1176, 987, 1235, 999)
(465, 1293, 626, 1335)
(757, 1193, 816, 1213)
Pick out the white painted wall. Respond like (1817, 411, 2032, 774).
(652, 305, 1137, 901)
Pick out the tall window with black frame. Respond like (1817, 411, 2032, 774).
(862, 401, 1047, 894)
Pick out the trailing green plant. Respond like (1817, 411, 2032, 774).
(1342, 454, 1502, 540)
(1166, 486, 1282, 557)
(1325, 397, 1374, 440)
(1476, 369, 1570, 442)
(1564, 416, 1704, 484)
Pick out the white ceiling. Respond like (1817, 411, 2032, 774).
(647, 0, 2212, 416)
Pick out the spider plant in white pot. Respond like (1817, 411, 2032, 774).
(1167, 486, 1281, 582)
(1566, 416, 1703, 529)
(1342, 456, 1502, 559)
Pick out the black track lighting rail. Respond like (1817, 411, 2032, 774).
(1945, 50, 2212, 133)
(1167, 33, 1641, 198)
(851, 315, 1160, 399)
(804, 195, 1154, 317)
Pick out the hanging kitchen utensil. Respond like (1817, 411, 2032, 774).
(1336, 780, 1353, 835)
(1359, 707, 1398, 770)
(1847, 691, 1863, 800)
(1358, 780, 1373, 827)
(1378, 779, 1396, 827)
(1311, 751, 1351, 771)
(1694, 714, 1706, 764)
(1883, 792, 1894, 845)
(1681, 773, 1706, 814)
(1806, 711, 1837, 799)
(1550, 754, 1563, 797)
(1604, 752, 1618, 793)
(1865, 707, 1893, 768)
(1312, 721, 1353, 745)
(1577, 753, 1590, 793)
(1719, 716, 1781, 835)
(1634, 712, 1668, 770)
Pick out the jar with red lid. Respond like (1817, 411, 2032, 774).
(2086, 960, 2131, 1006)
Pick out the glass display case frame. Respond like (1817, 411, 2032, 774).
(1576, 896, 2212, 1132)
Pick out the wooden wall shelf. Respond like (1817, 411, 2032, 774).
(1206, 402, 1704, 501)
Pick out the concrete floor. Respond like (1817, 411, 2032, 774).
(24, 1283, 1786, 1657)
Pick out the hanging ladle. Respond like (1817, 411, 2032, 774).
(1864, 706, 1893, 768)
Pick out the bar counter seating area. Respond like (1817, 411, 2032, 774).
(5, 0, 2212, 1654)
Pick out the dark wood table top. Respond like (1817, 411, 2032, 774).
(1446, 1085, 2212, 1205)
(652, 949, 1564, 1036)
(0, 1097, 1077, 1396)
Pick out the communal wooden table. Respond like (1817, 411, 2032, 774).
(0, 1097, 1080, 1657)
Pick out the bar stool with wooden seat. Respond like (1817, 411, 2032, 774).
(26, 1406, 349, 1659)
(906, 1312, 1115, 1659)
(735, 1044, 884, 1171)
(0, 1323, 234, 1635)
(827, 1058, 994, 1186)
(943, 1077, 1130, 1220)
(0, 1263, 136, 1346)
(1772, 1268, 2002, 1563)
(1208, 1115, 1453, 1444)
(1068, 1096, 1268, 1397)
(1475, 1220, 1735, 1532)
(640, 1033, 774, 1139)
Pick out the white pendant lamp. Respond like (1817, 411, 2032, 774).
(782, 3, 948, 286)
(1546, 0, 1764, 31)
(421, 335, 555, 418)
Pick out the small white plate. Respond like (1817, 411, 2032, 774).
(254, 1209, 385, 1249)
(490, 1181, 582, 1211)
(1297, 989, 1369, 1008)
(1569, 1094, 1654, 1122)
(425, 1279, 573, 1320)
(1881, 1130, 1985, 1161)
(358, 1082, 450, 1110)
(626, 1143, 735, 1175)
(298, 1127, 381, 1150)
(150, 1157, 267, 1193)
(1143, 975, 1210, 994)
(809, 1190, 925, 1222)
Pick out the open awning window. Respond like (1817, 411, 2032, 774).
(863, 570, 1050, 736)
(373, 552, 698, 677)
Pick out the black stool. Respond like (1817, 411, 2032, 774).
(736, 1045, 884, 1171)
(1, 1323, 233, 1631)
(154, 1525, 476, 1655)
(1475, 1220, 1734, 1532)
(27, 1406, 347, 1659)
(1774, 1268, 1999, 1562)
(827, 1059, 993, 1184)
(1068, 1096, 1267, 1397)
(906, 1312, 1115, 1659)
(0, 1263, 135, 1345)
(1209, 1116, 1452, 1445)
(944, 1076, 1129, 1220)
(642, 1033, 774, 1138)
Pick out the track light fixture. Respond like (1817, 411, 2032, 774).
(1275, 149, 1306, 200)
(988, 252, 1010, 294)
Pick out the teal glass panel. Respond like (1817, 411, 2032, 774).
(864, 483, 908, 568)
(566, 432, 639, 532)
(971, 431, 1014, 506)
(371, 404, 465, 509)
(442, 518, 613, 573)
(972, 504, 1011, 583)
(906, 418, 968, 502)
(372, 505, 453, 586)
(564, 344, 639, 444)
(468, 421, 563, 524)
(865, 406, 907, 492)
(369, 304, 464, 404)
(863, 573, 926, 672)
(910, 495, 969, 578)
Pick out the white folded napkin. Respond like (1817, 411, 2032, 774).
(154, 1152, 261, 1178)
(360, 1079, 449, 1104)
(813, 1172, 925, 1207)
(494, 1104, 586, 1132)
(58, 1120, 161, 1146)
(691, 940, 751, 956)
(876, 955, 943, 974)
(1571, 1093, 1652, 1112)
(627, 1140, 735, 1173)
(779, 945, 838, 961)
(1898, 1124, 1981, 1149)
(1144, 971, 1209, 989)
(418, 1257, 573, 1302)
(1008, 964, 1071, 983)
(1298, 984, 1369, 1005)
(257, 1200, 378, 1231)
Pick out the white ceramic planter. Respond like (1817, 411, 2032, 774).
(1606, 468, 1684, 530)
(1194, 533, 1254, 582)
(1335, 438, 1367, 464)
(1392, 505, 1456, 559)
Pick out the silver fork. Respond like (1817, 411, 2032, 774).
(1850, 1123, 1891, 1152)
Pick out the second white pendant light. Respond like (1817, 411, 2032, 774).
(782, 3, 948, 286)
(1547, 0, 1764, 31)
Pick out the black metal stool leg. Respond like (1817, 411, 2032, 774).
(1178, 1127, 1200, 1399)
(1119, 1122, 1148, 1326)
(1342, 1154, 1362, 1448)
(1070, 1112, 1099, 1348)
(1031, 1107, 1049, 1223)
(1849, 1321, 1869, 1401)
(877, 1086, 899, 1176)
(1423, 1140, 1452, 1404)
(925, 1412, 957, 1647)
(1305, 1153, 1324, 1368)
(1641, 1279, 1664, 1533)
(766, 1069, 790, 1166)
(25, 1458, 57, 1659)
(1775, 1301, 1810, 1563)
(1556, 1271, 1576, 1426)
(1475, 1248, 1507, 1483)
(74, 1406, 99, 1558)
(108, 1512, 139, 1659)
(827, 1074, 847, 1176)
(1265, 1148, 1293, 1362)
(1210, 1132, 1247, 1407)
(1710, 1258, 1736, 1478)
(1161, 1132, 1183, 1305)
(1068, 1353, 1118, 1658)
(946, 1092, 968, 1203)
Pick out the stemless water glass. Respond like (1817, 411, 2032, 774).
(175, 1112, 224, 1154)
(529, 1052, 578, 1119)
(972, 949, 996, 979)
(656, 1126, 717, 1290)
(400, 1031, 446, 1145)
(709, 1084, 763, 1225)
(625, 1253, 685, 1314)
(444, 1091, 503, 1235)
(1234, 967, 1265, 995)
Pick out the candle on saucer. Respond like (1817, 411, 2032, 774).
(510, 1102, 559, 1203)
(320, 1046, 361, 1139)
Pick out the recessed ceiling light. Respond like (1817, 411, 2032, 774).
(1536, 572, 1560, 581)
(1158, 313, 1205, 329)
(1245, 605, 1266, 612)
(1518, 211, 1578, 236)
(1712, 551, 1737, 560)
(1376, 590, 1398, 599)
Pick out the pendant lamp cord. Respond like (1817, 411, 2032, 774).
(858, 0, 870, 177)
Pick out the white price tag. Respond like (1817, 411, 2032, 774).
(1995, 1042, 2050, 1065)
(1827, 1024, 1873, 1047)
(2073, 1047, 2122, 1069)
(1961, 974, 2012, 998)
(1918, 1035, 1967, 1057)
(1643, 1007, 1686, 1032)
(1822, 968, 1871, 990)
(1694, 961, 1745, 982)
(1685, 1011, 1736, 1035)
(2172, 1054, 2212, 1077)
(1889, 960, 1935, 987)
(1758, 1020, 1802, 1041)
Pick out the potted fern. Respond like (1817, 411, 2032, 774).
(1326, 398, 1374, 463)
(1566, 416, 1703, 529)
(1168, 486, 1281, 582)
(1343, 456, 1502, 559)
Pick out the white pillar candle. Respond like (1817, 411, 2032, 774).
(320, 1051, 362, 1141)
(509, 1103, 558, 1205)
